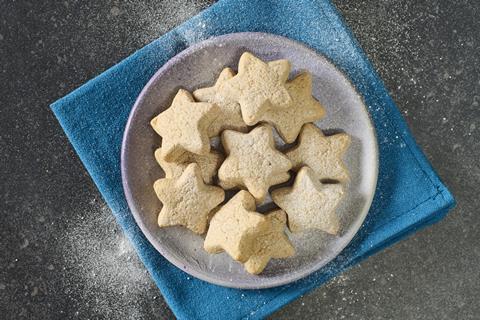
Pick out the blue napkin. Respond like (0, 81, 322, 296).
(50, 0, 455, 319)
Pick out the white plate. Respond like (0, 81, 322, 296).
(121, 32, 378, 289)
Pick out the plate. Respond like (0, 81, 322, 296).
(121, 32, 378, 289)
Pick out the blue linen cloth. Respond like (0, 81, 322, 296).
(50, 0, 455, 319)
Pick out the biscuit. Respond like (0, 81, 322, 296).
(153, 163, 225, 234)
(286, 124, 351, 182)
(218, 124, 292, 202)
(154, 147, 223, 184)
(150, 89, 219, 161)
(271, 166, 344, 234)
(243, 210, 295, 274)
(260, 72, 326, 143)
(193, 68, 248, 137)
(220, 52, 292, 125)
(204, 190, 269, 262)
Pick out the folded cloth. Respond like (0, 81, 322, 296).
(50, 0, 455, 319)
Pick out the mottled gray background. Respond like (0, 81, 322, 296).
(0, 0, 479, 319)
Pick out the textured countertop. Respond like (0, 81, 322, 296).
(1, 0, 479, 319)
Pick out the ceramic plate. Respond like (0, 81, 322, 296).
(121, 32, 378, 289)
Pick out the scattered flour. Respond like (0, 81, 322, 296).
(60, 201, 161, 319)
(128, 0, 211, 44)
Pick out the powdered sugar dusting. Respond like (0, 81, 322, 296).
(59, 200, 167, 318)
(129, 1, 211, 44)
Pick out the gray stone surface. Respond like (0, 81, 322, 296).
(0, 0, 478, 319)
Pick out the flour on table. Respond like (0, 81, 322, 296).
(60, 201, 158, 318)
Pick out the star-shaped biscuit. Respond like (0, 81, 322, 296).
(204, 191, 269, 262)
(260, 72, 326, 143)
(286, 124, 351, 182)
(243, 210, 295, 274)
(150, 89, 219, 161)
(154, 147, 223, 184)
(153, 163, 224, 234)
(218, 124, 292, 202)
(220, 52, 292, 125)
(193, 68, 248, 137)
(271, 166, 344, 234)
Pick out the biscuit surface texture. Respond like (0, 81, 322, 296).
(153, 163, 225, 234)
(271, 166, 344, 234)
(193, 68, 248, 136)
(154, 147, 223, 184)
(204, 190, 269, 262)
(261, 72, 326, 143)
(243, 210, 295, 274)
(218, 124, 292, 202)
(150, 89, 219, 161)
(286, 123, 351, 182)
(220, 52, 292, 125)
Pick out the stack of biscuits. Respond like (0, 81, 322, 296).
(150, 52, 350, 274)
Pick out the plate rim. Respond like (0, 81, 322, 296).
(121, 32, 379, 289)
